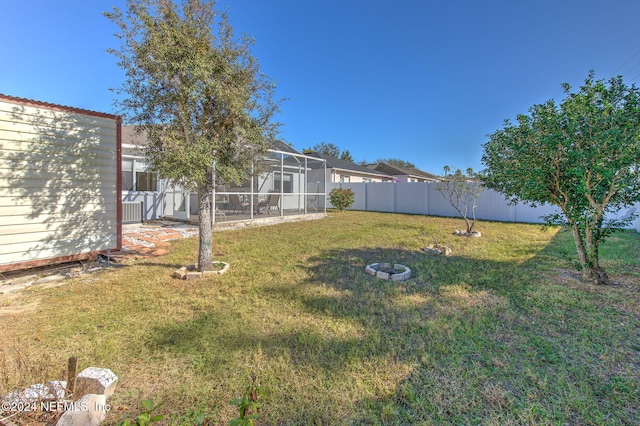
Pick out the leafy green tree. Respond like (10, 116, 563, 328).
(106, 0, 280, 271)
(375, 158, 416, 169)
(482, 72, 640, 285)
(436, 166, 483, 234)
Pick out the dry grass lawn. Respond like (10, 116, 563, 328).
(1, 211, 638, 425)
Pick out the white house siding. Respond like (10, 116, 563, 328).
(121, 145, 167, 221)
(0, 96, 121, 272)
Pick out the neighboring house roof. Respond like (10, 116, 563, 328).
(307, 152, 392, 179)
(122, 125, 148, 147)
(271, 139, 301, 154)
(368, 162, 441, 181)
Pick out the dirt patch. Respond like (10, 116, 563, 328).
(0, 298, 41, 318)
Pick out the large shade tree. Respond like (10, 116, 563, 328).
(106, 0, 281, 271)
(482, 72, 640, 285)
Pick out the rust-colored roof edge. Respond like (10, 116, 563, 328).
(0, 93, 119, 120)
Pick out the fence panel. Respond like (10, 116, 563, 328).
(366, 182, 396, 212)
(474, 190, 515, 222)
(395, 182, 428, 214)
(327, 181, 639, 230)
(426, 183, 460, 218)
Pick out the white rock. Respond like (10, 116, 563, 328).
(5, 383, 50, 403)
(3, 381, 68, 405)
(75, 367, 117, 399)
(47, 380, 68, 400)
(56, 394, 107, 426)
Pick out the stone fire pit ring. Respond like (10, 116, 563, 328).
(365, 262, 412, 281)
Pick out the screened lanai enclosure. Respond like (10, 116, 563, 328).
(187, 149, 327, 224)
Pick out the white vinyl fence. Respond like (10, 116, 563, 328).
(328, 182, 640, 231)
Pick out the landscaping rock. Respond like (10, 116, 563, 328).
(4, 381, 67, 404)
(453, 230, 481, 238)
(74, 368, 117, 399)
(56, 394, 107, 426)
(47, 380, 68, 400)
(424, 244, 452, 256)
(391, 264, 412, 281)
(365, 263, 378, 276)
(173, 267, 188, 280)
(173, 262, 229, 280)
(376, 270, 390, 280)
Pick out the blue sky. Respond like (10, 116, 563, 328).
(2, 0, 640, 174)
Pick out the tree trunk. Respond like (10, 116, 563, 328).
(571, 224, 612, 285)
(197, 184, 213, 272)
(570, 223, 589, 269)
(465, 217, 474, 233)
(585, 266, 613, 286)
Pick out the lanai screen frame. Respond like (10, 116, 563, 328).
(211, 149, 326, 224)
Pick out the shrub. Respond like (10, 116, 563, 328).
(329, 188, 355, 212)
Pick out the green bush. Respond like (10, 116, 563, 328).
(329, 188, 355, 212)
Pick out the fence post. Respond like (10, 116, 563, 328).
(393, 182, 397, 213)
(424, 182, 430, 215)
(364, 182, 368, 211)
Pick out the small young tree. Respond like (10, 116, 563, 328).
(106, 0, 281, 271)
(436, 166, 484, 234)
(482, 72, 640, 285)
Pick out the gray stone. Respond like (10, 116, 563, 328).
(47, 380, 68, 400)
(424, 244, 452, 256)
(173, 267, 187, 279)
(376, 271, 390, 280)
(453, 230, 481, 238)
(5, 383, 54, 403)
(56, 394, 107, 426)
(174, 262, 229, 280)
(74, 367, 117, 399)
(392, 271, 408, 281)
(185, 271, 202, 280)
